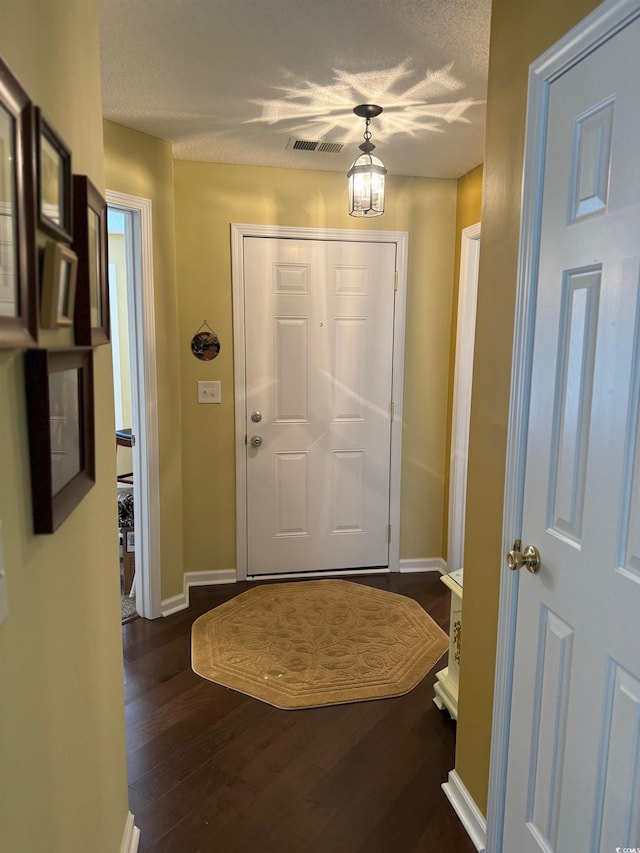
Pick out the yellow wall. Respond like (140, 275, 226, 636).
(441, 164, 484, 560)
(454, 0, 603, 815)
(103, 121, 185, 598)
(173, 162, 457, 577)
(0, 2, 129, 851)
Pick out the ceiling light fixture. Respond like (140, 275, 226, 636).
(347, 104, 387, 217)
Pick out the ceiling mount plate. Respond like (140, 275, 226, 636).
(353, 104, 383, 119)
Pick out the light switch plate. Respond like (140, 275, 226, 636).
(198, 380, 222, 403)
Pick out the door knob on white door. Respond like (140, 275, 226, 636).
(507, 540, 541, 573)
(250, 435, 263, 448)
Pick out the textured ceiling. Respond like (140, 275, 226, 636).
(98, 0, 490, 179)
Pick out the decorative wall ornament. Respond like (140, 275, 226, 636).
(191, 320, 220, 361)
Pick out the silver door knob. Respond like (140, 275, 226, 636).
(250, 434, 263, 448)
(251, 411, 262, 423)
(507, 539, 541, 573)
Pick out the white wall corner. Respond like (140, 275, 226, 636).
(442, 769, 487, 852)
(161, 569, 237, 616)
(398, 557, 447, 574)
(120, 812, 141, 853)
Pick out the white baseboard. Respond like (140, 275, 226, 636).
(161, 569, 237, 616)
(160, 560, 447, 615)
(442, 770, 487, 852)
(398, 557, 447, 573)
(120, 812, 140, 853)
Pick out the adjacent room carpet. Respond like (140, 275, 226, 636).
(121, 592, 137, 622)
(191, 579, 448, 709)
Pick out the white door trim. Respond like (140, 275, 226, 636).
(448, 221, 481, 574)
(231, 223, 408, 581)
(486, 1, 640, 849)
(106, 190, 162, 620)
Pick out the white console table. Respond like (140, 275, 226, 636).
(433, 568, 463, 720)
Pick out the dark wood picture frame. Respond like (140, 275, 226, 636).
(24, 347, 95, 534)
(35, 108, 73, 243)
(73, 175, 110, 345)
(40, 240, 78, 328)
(0, 57, 38, 348)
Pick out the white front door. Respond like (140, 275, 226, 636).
(499, 6, 640, 852)
(242, 236, 397, 576)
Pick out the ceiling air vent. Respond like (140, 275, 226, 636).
(286, 138, 345, 154)
(317, 141, 344, 153)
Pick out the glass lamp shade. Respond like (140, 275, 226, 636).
(347, 152, 387, 217)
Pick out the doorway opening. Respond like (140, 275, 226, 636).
(106, 190, 162, 620)
(108, 208, 137, 619)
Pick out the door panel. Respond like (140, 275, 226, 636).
(243, 237, 396, 576)
(503, 12, 640, 852)
(592, 661, 640, 849)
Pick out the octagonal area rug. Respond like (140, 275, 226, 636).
(191, 580, 448, 709)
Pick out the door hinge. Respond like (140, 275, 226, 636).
(390, 401, 394, 420)
(387, 523, 392, 543)
(394, 271, 399, 291)
(244, 434, 247, 446)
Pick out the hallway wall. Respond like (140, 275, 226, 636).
(0, 2, 129, 850)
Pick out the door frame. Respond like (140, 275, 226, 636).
(448, 222, 481, 574)
(231, 223, 408, 581)
(486, 1, 640, 849)
(106, 190, 162, 620)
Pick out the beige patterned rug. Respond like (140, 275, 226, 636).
(191, 579, 448, 710)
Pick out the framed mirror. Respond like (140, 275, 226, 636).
(0, 57, 37, 348)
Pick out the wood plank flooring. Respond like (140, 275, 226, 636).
(123, 573, 477, 852)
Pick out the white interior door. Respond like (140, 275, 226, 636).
(500, 8, 640, 852)
(243, 236, 397, 576)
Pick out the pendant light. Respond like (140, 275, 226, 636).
(347, 104, 387, 217)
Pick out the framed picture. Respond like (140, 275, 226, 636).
(0, 57, 38, 348)
(73, 175, 110, 345)
(24, 347, 95, 534)
(40, 241, 77, 328)
(35, 108, 72, 242)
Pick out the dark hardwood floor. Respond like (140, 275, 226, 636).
(123, 573, 477, 853)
